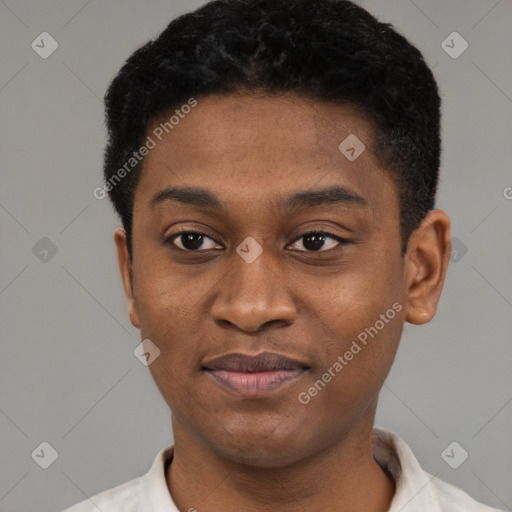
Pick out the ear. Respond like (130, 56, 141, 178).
(113, 228, 141, 329)
(403, 210, 451, 325)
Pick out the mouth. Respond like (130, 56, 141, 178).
(202, 351, 310, 398)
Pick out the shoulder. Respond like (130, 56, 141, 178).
(58, 444, 176, 512)
(431, 475, 506, 512)
(60, 475, 144, 512)
(372, 426, 505, 512)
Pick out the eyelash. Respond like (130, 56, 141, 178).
(164, 229, 351, 253)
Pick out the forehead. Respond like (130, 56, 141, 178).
(135, 93, 397, 217)
(146, 93, 375, 162)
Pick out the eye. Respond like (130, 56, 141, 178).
(287, 231, 349, 252)
(166, 230, 223, 251)
(165, 229, 350, 253)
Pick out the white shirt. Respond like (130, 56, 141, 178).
(61, 426, 504, 511)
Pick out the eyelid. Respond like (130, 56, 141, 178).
(289, 229, 349, 243)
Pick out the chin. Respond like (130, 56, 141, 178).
(205, 422, 314, 468)
(214, 443, 308, 468)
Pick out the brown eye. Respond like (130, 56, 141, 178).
(164, 229, 350, 253)
(287, 231, 350, 252)
(166, 231, 222, 251)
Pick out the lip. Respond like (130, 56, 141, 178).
(202, 351, 310, 397)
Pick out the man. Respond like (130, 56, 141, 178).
(64, 0, 504, 510)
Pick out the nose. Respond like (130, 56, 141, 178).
(211, 245, 297, 333)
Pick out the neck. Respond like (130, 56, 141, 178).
(166, 405, 395, 512)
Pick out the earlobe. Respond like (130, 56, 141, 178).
(403, 210, 451, 325)
(113, 228, 141, 329)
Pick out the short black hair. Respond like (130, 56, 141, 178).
(103, 0, 441, 260)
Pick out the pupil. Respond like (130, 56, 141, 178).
(183, 233, 204, 250)
(304, 233, 325, 251)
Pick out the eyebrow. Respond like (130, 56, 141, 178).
(149, 185, 368, 212)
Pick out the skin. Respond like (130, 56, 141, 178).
(114, 93, 451, 512)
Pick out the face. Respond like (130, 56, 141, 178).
(114, 93, 449, 467)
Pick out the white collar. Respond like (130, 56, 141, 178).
(72, 426, 501, 511)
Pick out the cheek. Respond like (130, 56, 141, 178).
(309, 254, 404, 337)
(133, 252, 207, 325)
(130, 253, 231, 396)
(130, 262, 203, 371)
(295, 313, 403, 439)
(134, 267, 207, 413)
(301, 261, 405, 404)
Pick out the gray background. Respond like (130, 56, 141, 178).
(0, 0, 511, 511)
